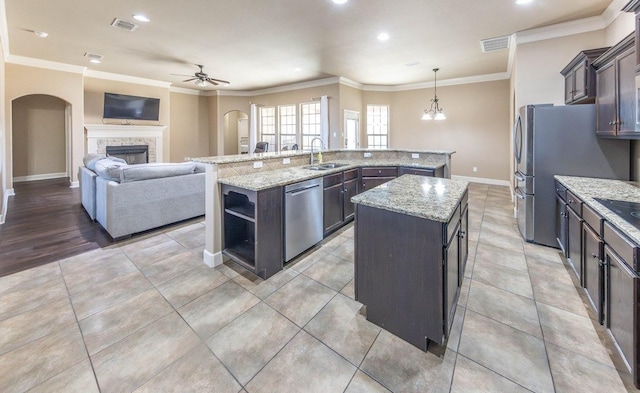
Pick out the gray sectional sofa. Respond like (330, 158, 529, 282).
(79, 155, 206, 239)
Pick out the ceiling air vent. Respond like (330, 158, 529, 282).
(111, 18, 138, 32)
(480, 35, 510, 53)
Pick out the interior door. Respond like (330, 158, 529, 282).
(344, 110, 360, 149)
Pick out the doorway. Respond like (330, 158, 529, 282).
(11, 95, 69, 183)
(344, 110, 360, 149)
(223, 110, 249, 155)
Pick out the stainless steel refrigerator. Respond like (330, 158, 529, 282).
(514, 104, 630, 248)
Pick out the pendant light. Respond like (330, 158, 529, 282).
(422, 68, 446, 120)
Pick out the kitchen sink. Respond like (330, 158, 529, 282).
(304, 162, 349, 171)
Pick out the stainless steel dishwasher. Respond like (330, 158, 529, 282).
(284, 177, 323, 261)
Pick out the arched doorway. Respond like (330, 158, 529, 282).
(11, 94, 71, 183)
(223, 110, 249, 155)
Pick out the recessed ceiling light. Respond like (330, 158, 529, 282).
(377, 32, 390, 42)
(294, 67, 302, 72)
(333, 0, 348, 4)
(89, 59, 102, 64)
(132, 14, 150, 22)
(84, 52, 104, 64)
(515, 0, 533, 4)
(34, 31, 48, 38)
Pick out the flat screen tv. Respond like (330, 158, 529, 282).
(103, 93, 160, 121)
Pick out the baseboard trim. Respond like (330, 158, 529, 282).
(1, 189, 14, 225)
(13, 172, 67, 182)
(451, 175, 510, 187)
(69, 181, 79, 188)
(203, 250, 223, 267)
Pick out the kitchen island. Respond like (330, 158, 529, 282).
(351, 175, 469, 351)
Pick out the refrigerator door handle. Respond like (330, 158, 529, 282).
(514, 171, 525, 182)
(514, 188, 526, 200)
(513, 115, 523, 164)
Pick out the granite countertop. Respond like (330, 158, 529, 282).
(351, 175, 469, 223)
(555, 175, 640, 244)
(191, 148, 455, 165)
(218, 159, 446, 191)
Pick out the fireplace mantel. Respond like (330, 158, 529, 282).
(85, 124, 166, 162)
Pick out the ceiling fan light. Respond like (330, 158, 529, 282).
(194, 79, 207, 87)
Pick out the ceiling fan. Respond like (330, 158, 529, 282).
(172, 64, 230, 87)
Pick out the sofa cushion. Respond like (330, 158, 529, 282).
(119, 162, 196, 183)
(83, 153, 105, 171)
(94, 158, 129, 182)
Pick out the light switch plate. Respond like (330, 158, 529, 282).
(283, 158, 291, 164)
(253, 161, 263, 168)
(364, 152, 372, 158)
(411, 153, 419, 159)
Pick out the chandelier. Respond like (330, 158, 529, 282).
(422, 68, 446, 120)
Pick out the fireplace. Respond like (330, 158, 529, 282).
(106, 145, 149, 165)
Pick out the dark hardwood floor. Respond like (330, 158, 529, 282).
(0, 178, 114, 277)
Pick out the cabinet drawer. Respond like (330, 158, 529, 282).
(362, 167, 397, 177)
(445, 204, 461, 245)
(566, 190, 582, 215)
(344, 168, 359, 181)
(604, 221, 639, 271)
(323, 172, 342, 188)
(398, 167, 434, 177)
(583, 203, 604, 236)
(555, 181, 567, 201)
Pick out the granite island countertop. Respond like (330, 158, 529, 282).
(555, 175, 640, 245)
(351, 175, 469, 223)
(218, 158, 446, 191)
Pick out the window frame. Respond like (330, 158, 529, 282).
(259, 106, 276, 151)
(366, 104, 390, 149)
(300, 101, 322, 150)
(278, 104, 297, 149)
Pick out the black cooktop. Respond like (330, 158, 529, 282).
(593, 198, 640, 230)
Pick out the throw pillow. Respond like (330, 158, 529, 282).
(120, 162, 196, 183)
(83, 153, 105, 171)
(93, 158, 129, 182)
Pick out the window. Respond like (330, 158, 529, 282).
(259, 107, 276, 150)
(279, 105, 297, 149)
(366, 105, 389, 149)
(300, 102, 321, 150)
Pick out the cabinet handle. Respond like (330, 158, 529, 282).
(592, 253, 598, 259)
(459, 231, 466, 239)
(378, 170, 382, 174)
(568, 200, 573, 204)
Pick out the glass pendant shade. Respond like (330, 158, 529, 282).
(422, 68, 446, 121)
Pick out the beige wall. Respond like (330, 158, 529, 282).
(223, 110, 248, 155)
(361, 80, 510, 181)
(169, 92, 210, 161)
(515, 30, 606, 109)
(12, 95, 66, 178)
(84, 77, 170, 161)
(4, 64, 84, 191)
(214, 95, 251, 156)
(339, 84, 363, 148)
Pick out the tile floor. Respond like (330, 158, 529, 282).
(0, 183, 638, 392)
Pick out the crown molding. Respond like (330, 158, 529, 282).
(169, 86, 206, 95)
(339, 77, 364, 90)
(0, 0, 8, 60)
(362, 72, 510, 92)
(248, 77, 342, 96)
(218, 90, 253, 97)
(605, 0, 629, 25)
(6, 54, 86, 74)
(516, 16, 606, 44)
(84, 69, 171, 88)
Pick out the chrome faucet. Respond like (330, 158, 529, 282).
(310, 137, 323, 166)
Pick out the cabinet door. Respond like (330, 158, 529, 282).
(564, 72, 574, 104)
(458, 206, 469, 286)
(583, 224, 604, 324)
(398, 167, 435, 177)
(323, 183, 343, 234)
(573, 61, 588, 102)
(605, 245, 639, 380)
(596, 62, 617, 136)
(556, 194, 568, 256)
(567, 207, 583, 283)
(343, 178, 358, 221)
(617, 48, 637, 134)
(444, 224, 460, 338)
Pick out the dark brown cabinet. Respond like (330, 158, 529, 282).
(361, 167, 397, 192)
(323, 168, 360, 236)
(561, 48, 609, 105)
(566, 191, 584, 282)
(582, 203, 605, 324)
(222, 184, 283, 279)
(594, 34, 637, 137)
(555, 182, 568, 256)
(398, 166, 445, 178)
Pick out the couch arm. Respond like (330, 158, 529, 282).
(79, 166, 97, 220)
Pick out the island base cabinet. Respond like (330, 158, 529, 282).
(605, 245, 640, 388)
(354, 203, 461, 351)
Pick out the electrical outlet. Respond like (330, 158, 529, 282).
(473, 167, 478, 172)
(411, 153, 419, 159)
(254, 161, 263, 169)
(364, 152, 372, 158)
(283, 158, 291, 164)
(333, 132, 336, 137)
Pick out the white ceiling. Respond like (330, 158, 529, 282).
(3, 0, 615, 91)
